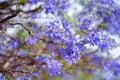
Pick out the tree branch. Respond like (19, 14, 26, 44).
(6, 21, 33, 36)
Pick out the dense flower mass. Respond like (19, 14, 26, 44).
(98, 0, 115, 6)
(0, 0, 120, 80)
(29, 0, 69, 13)
(46, 59, 63, 76)
(104, 58, 120, 76)
(87, 0, 120, 34)
(86, 30, 116, 49)
(59, 47, 81, 64)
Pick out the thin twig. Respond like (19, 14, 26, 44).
(6, 21, 33, 36)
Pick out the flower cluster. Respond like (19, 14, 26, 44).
(86, 30, 116, 49)
(29, 0, 69, 13)
(104, 58, 120, 76)
(46, 59, 63, 76)
(59, 46, 80, 64)
(0, 73, 6, 80)
(25, 32, 43, 44)
(29, 0, 42, 4)
(7, 41, 19, 50)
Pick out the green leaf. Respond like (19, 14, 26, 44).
(64, 13, 71, 21)
(3, 73, 14, 80)
(20, 0, 28, 3)
(61, 11, 71, 20)
(32, 76, 38, 80)
(19, 43, 30, 51)
(41, 71, 48, 80)
(17, 30, 29, 41)
(98, 24, 106, 29)
(80, 0, 85, 6)
(77, 71, 92, 80)
(53, 76, 61, 80)
(0, 6, 4, 9)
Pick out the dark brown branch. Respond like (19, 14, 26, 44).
(6, 21, 33, 36)
(0, 14, 18, 23)
(3, 21, 64, 46)
(0, 53, 45, 73)
(0, 69, 29, 73)
(17, 5, 43, 13)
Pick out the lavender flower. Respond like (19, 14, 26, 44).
(0, 73, 6, 80)
(29, 0, 69, 13)
(30, 71, 41, 79)
(7, 41, 19, 50)
(35, 55, 46, 61)
(29, 0, 42, 4)
(46, 59, 63, 76)
(0, 43, 3, 53)
(16, 74, 32, 80)
(98, 0, 115, 6)
(25, 37, 38, 44)
(59, 47, 81, 64)
(104, 59, 120, 76)
(87, 30, 115, 49)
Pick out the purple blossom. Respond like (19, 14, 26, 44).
(46, 30, 65, 43)
(34, 32, 43, 38)
(0, 73, 6, 80)
(25, 37, 38, 44)
(90, 53, 105, 66)
(29, 0, 42, 4)
(46, 59, 63, 76)
(86, 30, 116, 49)
(30, 71, 41, 79)
(44, 4, 55, 13)
(104, 59, 120, 76)
(62, 20, 70, 32)
(76, 42, 86, 51)
(44, 0, 69, 13)
(59, 47, 81, 64)
(0, 43, 3, 52)
(65, 39, 73, 47)
(15, 76, 25, 80)
(7, 41, 19, 50)
(15, 74, 32, 80)
(78, 18, 93, 30)
(87, 68, 95, 73)
(35, 55, 46, 61)
(98, 0, 115, 6)
(17, 49, 28, 56)
(29, 0, 69, 13)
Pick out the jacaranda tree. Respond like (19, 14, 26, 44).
(0, 0, 120, 80)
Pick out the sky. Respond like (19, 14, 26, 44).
(114, 0, 120, 5)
